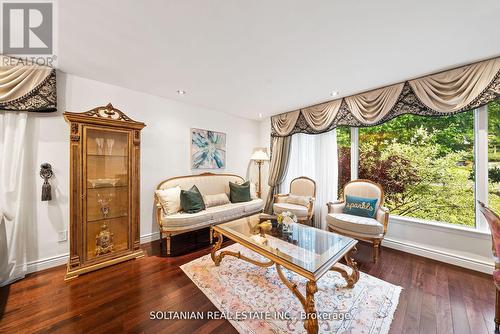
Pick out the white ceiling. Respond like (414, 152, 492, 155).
(57, 0, 500, 120)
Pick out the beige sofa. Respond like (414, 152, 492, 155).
(155, 172, 264, 255)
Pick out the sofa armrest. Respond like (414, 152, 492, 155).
(274, 193, 289, 203)
(154, 196, 164, 231)
(327, 201, 345, 214)
(376, 206, 390, 234)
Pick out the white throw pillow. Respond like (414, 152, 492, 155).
(155, 186, 181, 215)
(250, 182, 258, 199)
(286, 194, 311, 207)
(203, 193, 230, 208)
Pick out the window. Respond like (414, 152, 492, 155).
(358, 112, 476, 227)
(489, 101, 500, 214)
(337, 127, 351, 194)
(283, 131, 339, 228)
(281, 101, 497, 230)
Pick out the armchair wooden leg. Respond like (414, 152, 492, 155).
(373, 240, 381, 263)
(166, 234, 172, 256)
(495, 288, 500, 332)
(159, 234, 166, 257)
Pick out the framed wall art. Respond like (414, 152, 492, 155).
(191, 128, 226, 169)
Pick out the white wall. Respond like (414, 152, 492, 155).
(384, 217, 493, 273)
(259, 118, 494, 274)
(25, 72, 261, 271)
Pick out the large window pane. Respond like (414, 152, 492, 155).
(337, 127, 351, 195)
(489, 100, 500, 214)
(359, 112, 475, 227)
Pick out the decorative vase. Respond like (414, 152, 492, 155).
(106, 138, 115, 155)
(95, 138, 104, 155)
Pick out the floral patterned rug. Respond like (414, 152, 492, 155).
(181, 243, 402, 334)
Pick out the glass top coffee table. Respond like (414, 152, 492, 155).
(210, 214, 359, 334)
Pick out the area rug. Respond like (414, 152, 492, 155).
(181, 243, 402, 334)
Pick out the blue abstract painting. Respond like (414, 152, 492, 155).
(191, 128, 226, 169)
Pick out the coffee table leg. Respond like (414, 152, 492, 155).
(210, 230, 223, 266)
(304, 280, 319, 334)
(210, 230, 274, 268)
(330, 247, 359, 288)
(276, 264, 319, 334)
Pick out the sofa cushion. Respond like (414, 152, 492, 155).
(210, 203, 246, 223)
(344, 181, 382, 208)
(329, 226, 384, 239)
(229, 181, 252, 203)
(180, 185, 205, 213)
(203, 193, 230, 208)
(327, 213, 383, 235)
(155, 186, 181, 215)
(249, 182, 258, 199)
(343, 195, 378, 218)
(161, 209, 214, 231)
(161, 199, 264, 231)
(243, 198, 264, 213)
(286, 194, 311, 207)
(273, 202, 308, 217)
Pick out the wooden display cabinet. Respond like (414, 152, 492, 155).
(63, 104, 145, 281)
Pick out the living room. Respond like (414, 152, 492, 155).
(1, 1, 499, 333)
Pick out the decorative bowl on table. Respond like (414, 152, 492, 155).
(256, 220, 273, 237)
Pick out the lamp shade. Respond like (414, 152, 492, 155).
(250, 147, 269, 161)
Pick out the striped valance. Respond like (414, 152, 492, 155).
(271, 57, 500, 137)
(0, 55, 57, 112)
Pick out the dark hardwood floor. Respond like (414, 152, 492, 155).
(0, 240, 496, 334)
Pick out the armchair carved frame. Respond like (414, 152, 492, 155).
(273, 176, 316, 226)
(327, 179, 389, 263)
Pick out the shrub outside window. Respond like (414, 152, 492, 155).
(357, 112, 476, 227)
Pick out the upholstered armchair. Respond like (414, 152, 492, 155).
(273, 176, 316, 225)
(478, 201, 500, 331)
(326, 179, 389, 263)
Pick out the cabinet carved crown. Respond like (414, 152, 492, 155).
(83, 103, 137, 122)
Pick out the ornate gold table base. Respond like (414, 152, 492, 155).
(210, 230, 360, 334)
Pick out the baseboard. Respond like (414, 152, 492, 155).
(26, 232, 161, 275)
(26, 233, 494, 275)
(382, 237, 494, 274)
(140, 231, 160, 244)
(27, 253, 69, 274)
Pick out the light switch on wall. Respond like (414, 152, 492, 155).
(58, 230, 67, 242)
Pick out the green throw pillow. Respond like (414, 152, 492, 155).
(343, 195, 378, 218)
(180, 185, 206, 213)
(229, 181, 252, 203)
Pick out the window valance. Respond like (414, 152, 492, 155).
(0, 55, 57, 112)
(271, 57, 500, 137)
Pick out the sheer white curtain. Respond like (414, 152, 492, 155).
(283, 130, 338, 229)
(0, 111, 28, 286)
